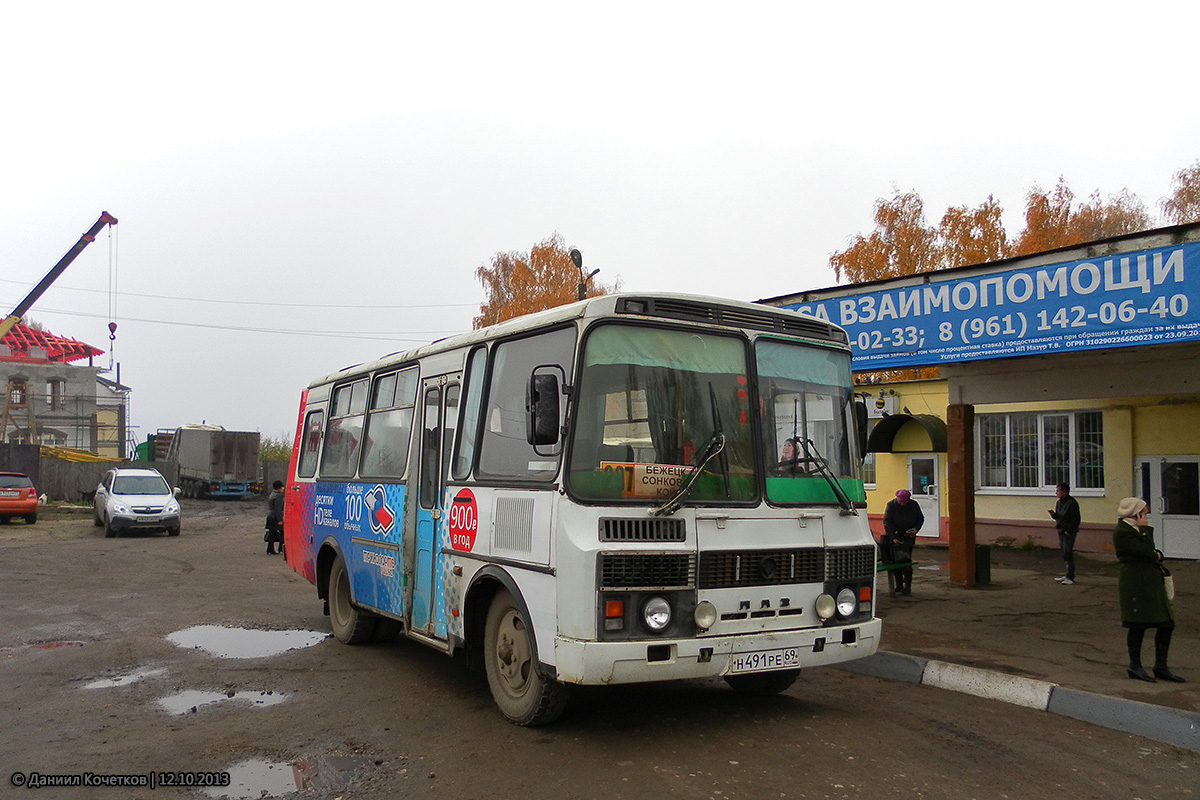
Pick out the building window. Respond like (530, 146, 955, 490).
(978, 410, 1104, 490)
(46, 379, 66, 410)
(862, 419, 878, 487)
(8, 380, 28, 406)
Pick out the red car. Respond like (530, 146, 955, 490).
(0, 472, 38, 524)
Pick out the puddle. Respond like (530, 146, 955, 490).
(84, 667, 168, 689)
(201, 759, 295, 799)
(166, 625, 327, 659)
(156, 689, 288, 716)
(201, 756, 371, 799)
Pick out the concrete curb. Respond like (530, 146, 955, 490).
(838, 651, 1200, 753)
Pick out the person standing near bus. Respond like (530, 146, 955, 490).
(1048, 482, 1081, 584)
(265, 480, 285, 555)
(881, 489, 923, 595)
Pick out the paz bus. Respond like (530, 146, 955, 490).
(283, 293, 881, 725)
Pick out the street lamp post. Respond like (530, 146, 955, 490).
(570, 248, 600, 301)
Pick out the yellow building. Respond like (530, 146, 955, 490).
(764, 221, 1200, 579)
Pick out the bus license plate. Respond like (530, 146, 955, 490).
(729, 647, 800, 674)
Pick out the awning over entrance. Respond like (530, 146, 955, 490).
(867, 413, 947, 453)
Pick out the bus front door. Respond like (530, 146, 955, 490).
(411, 379, 459, 638)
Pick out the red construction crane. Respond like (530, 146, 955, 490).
(0, 212, 118, 341)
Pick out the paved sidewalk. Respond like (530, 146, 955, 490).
(845, 544, 1200, 752)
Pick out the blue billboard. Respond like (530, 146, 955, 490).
(783, 242, 1200, 370)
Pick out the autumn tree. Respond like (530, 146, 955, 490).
(829, 191, 940, 283)
(937, 195, 1008, 268)
(474, 233, 618, 329)
(1008, 178, 1076, 256)
(1161, 160, 1200, 224)
(1010, 178, 1152, 256)
(1072, 188, 1152, 241)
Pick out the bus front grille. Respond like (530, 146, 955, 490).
(599, 553, 695, 589)
(698, 548, 825, 588)
(826, 545, 877, 581)
(599, 518, 686, 543)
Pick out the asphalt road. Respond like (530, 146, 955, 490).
(2, 500, 1197, 799)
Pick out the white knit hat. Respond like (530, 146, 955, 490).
(1116, 497, 1147, 519)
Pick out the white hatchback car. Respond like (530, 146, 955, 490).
(93, 467, 182, 537)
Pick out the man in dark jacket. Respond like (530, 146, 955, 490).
(1048, 482, 1081, 584)
(265, 480, 285, 555)
(881, 489, 923, 595)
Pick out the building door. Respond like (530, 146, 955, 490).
(907, 454, 939, 538)
(1137, 456, 1200, 560)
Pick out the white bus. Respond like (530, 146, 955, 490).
(283, 293, 880, 725)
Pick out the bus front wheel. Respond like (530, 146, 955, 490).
(723, 668, 800, 696)
(483, 589, 567, 726)
(328, 555, 377, 644)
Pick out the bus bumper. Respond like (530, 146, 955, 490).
(552, 618, 881, 685)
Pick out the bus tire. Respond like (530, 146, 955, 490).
(723, 668, 800, 696)
(483, 588, 567, 726)
(328, 555, 377, 644)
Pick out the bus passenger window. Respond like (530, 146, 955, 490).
(419, 388, 441, 509)
(452, 347, 486, 480)
(321, 379, 368, 478)
(442, 385, 459, 480)
(298, 411, 324, 478)
(361, 367, 419, 479)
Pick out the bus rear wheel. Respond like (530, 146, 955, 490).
(723, 668, 801, 696)
(483, 589, 567, 726)
(328, 555, 377, 644)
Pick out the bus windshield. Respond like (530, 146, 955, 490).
(756, 338, 863, 505)
(567, 324, 756, 504)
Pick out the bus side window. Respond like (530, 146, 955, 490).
(442, 384, 459, 480)
(298, 410, 324, 479)
(361, 366, 419, 479)
(321, 379, 368, 478)
(476, 327, 575, 481)
(419, 387, 441, 509)
(452, 347, 487, 481)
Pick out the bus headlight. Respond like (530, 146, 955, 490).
(815, 593, 836, 621)
(642, 596, 672, 632)
(836, 587, 857, 618)
(693, 600, 717, 631)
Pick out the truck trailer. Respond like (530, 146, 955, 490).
(163, 425, 261, 499)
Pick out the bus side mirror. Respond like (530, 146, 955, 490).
(527, 370, 561, 447)
(853, 398, 868, 462)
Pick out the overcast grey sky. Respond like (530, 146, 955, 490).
(3, 1, 1198, 444)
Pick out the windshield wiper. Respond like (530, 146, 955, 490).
(707, 382, 730, 499)
(800, 438, 856, 515)
(651, 431, 726, 517)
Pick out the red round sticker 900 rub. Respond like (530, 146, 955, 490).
(447, 488, 478, 552)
